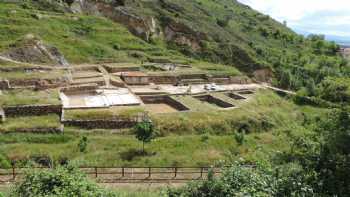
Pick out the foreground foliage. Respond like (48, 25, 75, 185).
(10, 165, 116, 197)
(166, 162, 314, 197)
(168, 108, 350, 197)
(281, 107, 350, 196)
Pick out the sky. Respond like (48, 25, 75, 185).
(237, 0, 350, 40)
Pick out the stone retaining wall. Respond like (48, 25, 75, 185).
(62, 119, 138, 129)
(141, 95, 189, 111)
(104, 65, 140, 73)
(3, 104, 62, 117)
(194, 95, 234, 108)
(148, 75, 178, 84)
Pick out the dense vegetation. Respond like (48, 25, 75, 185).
(167, 108, 350, 196)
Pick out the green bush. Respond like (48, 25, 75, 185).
(78, 136, 88, 153)
(10, 165, 116, 197)
(165, 162, 314, 197)
(233, 131, 245, 145)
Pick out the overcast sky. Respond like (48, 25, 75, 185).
(238, 0, 350, 38)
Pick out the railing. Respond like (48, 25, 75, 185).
(0, 166, 223, 184)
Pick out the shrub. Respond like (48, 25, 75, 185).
(78, 136, 88, 153)
(165, 162, 314, 197)
(10, 165, 116, 197)
(234, 131, 245, 145)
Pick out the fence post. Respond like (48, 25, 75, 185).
(94, 167, 98, 178)
(200, 167, 203, 179)
(122, 167, 125, 177)
(12, 165, 15, 180)
(174, 167, 177, 178)
(148, 167, 151, 178)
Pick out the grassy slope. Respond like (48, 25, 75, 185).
(135, 0, 324, 69)
(0, 2, 241, 76)
(0, 90, 329, 167)
(0, 115, 61, 132)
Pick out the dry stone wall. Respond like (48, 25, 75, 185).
(3, 104, 62, 117)
(149, 75, 178, 84)
(1, 127, 63, 134)
(62, 119, 138, 129)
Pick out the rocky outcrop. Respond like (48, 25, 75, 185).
(253, 68, 274, 83)
(68, 0, 204, 50)
(1, 34, 69, 66)
(111, 7, 157, 41)
(163, 18, 206, 52)
(69, 0, 158, 41)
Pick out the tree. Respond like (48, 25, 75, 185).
(134, 120, 155, 154)
(281, 108, 350, 196)
(315, 108, 350, 195)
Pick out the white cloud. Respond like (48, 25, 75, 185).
(238, 0, 350, 37)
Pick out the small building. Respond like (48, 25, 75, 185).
(121, 72, 149, 85)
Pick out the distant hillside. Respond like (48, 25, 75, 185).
(325, 35, 350, 47)
(0, 0, 348, 90)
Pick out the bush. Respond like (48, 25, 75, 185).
(10, 165, 116, 197)
(78, 136, 88, 153)
(165, 162, 314, 197)
(234, 131, 245, 145)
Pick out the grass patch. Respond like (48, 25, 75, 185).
(153, 90, 303, 135)
(0, 133, 72, 144)
(0, 89, 60, 106)
(0, 132, 286, 167)
(64, 107, 146, 120)
(0, 114, 61, 132)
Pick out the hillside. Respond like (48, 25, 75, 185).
(0, 0, 347, 87)
(0, 1, 349, 196)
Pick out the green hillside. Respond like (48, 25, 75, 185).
(0, 0, 348, 91)
(124, 0, 347, 89)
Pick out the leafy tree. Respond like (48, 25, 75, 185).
(134, 120, 155, 154)
(10, 165, 116, 197)
(314, 108, 350, 195)
(280, 108, 350, 196)
(317, 77, 350, 103)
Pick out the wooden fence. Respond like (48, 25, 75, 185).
(0, 166, 222, 184)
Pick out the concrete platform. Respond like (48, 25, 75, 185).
(61, 89, 141, 109)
